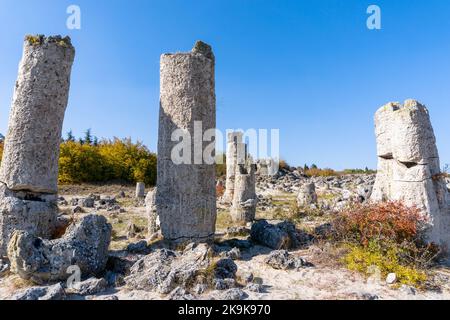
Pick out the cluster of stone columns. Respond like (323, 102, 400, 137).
(371, 100, 450, 250)
(222, 132, 247, 204)
(0, 35, 75, 256)
(221, 132, 257, 223)
(156, 41, 217, 242)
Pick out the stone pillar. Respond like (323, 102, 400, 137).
(371, 100, 450, 251)
(222, 132, 246, 204)
(156, 41, 217, 242)
(297, 182, 318, 207)
(231, 164, 257, 223)
(135, 182, 145, 198)
(0, 35, 75, 256)
(145, 188, 159, 235)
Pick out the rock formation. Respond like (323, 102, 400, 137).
(250, 220, 302, 250)
(297, 182, 318, 207)
(7, 214, 111, 284)
(135, 182, 145, 198)
(156, 41, 217, 242)
(125, 243, 238, 295)
(222, 132, 246, 203)
(231, 164, 257, 223)
(256, 159, 277, 176)
(145, 188, 160, 235)
(371, 100, 450, 250)
(0, 35, 75, 256)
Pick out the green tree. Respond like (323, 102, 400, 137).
(84, 129, 93, 145)
(66, 130, 75, 142)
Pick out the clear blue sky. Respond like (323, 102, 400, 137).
(1, 0, 449, 170)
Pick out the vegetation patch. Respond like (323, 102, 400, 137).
(59, 130, 156, 186)
(328, 201, 440, 287)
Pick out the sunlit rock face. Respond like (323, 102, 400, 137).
(371, 100, 450, 251)
(0, 35, 75, 257)
(157, 41, 217, 242)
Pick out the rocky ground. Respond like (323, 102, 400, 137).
(1, 173, 450, 300)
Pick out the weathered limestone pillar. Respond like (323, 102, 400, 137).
(371, 100, 450, 251)
(231, 164, 257, 223)
(222, 132, 246, 204)
(156, 41, 217, 242)
(145, 188, 160, 235)
(0, 35, 75, 256)
(297, 182, 318, 207)
(135, 182, 145, 198)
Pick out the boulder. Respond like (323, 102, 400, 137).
(7, 214, 111, 284)
(12, 283, 65, 301)
(250, 220, 300, 250)
(264, 250, 313, 270)
(125, 243, 238, 295)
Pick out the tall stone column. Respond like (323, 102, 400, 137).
(156, 41, 217, 242)
(231, 164, 257, 223)
(371, 100, 450, 251)
(222, 132, 246, 204)
(0, 35, 75, 256)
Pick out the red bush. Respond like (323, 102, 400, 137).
(332, 201, 427, 247)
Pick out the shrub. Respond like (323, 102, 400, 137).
(98, 138, 157, 185)
(59, 138, 157, 186)
(343, 241, 427, 286)
(332, 201, 426, 246)
(329, 201, 440, 287)
(341, 168, 377, 175)
(278, 159, 290, 171)
(59, 141, 107, 184)
(305, 168, 337, 177)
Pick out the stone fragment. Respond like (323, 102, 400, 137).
(0, 184, 57, 256)
(12, 283, 65, 301)
(218, 288, 248, 300)
(156, 41, 216, 242)
(264, 250, 313, 270)
(167, 287, 195, 300)
(386, 273, 397, 284)
(68, 277, 108, 296)
(7, 214, 111, 284)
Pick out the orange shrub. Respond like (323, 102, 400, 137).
(216, 184, 225, 198)
(332, 201, 427, 247)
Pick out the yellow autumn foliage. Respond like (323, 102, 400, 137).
(59, 138, 156, 185)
